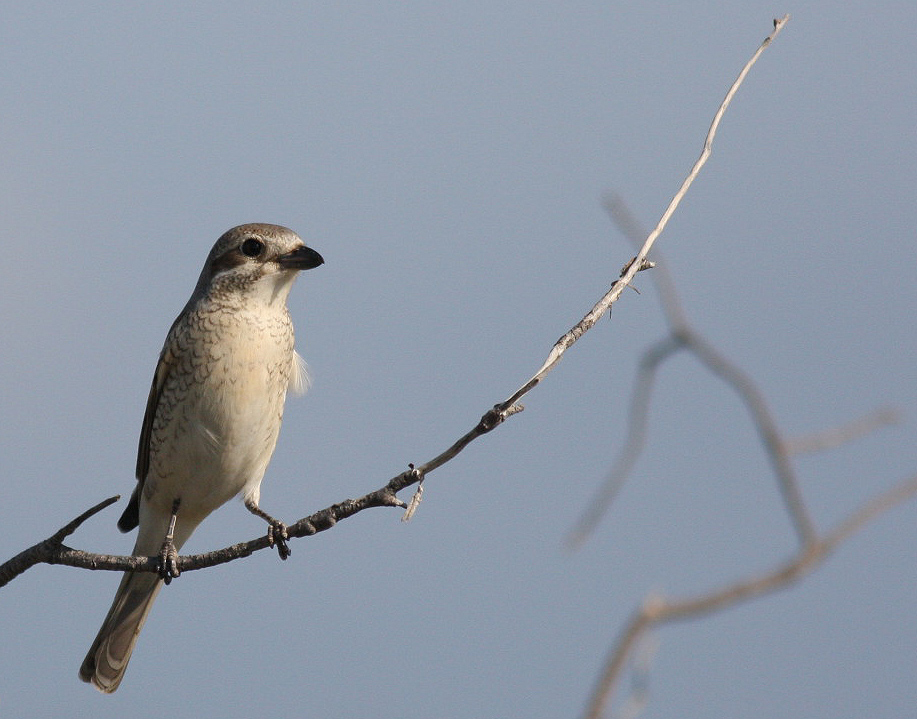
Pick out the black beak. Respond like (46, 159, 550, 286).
(278, 245, 324, 270)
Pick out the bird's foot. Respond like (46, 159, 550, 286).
(266, 520, 291, 561)
(158, 537, 180, 584)
(158, 497, 181, 584)
(245, 499, 291, 560)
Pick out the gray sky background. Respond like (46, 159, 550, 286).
(2, 3, 915, 718)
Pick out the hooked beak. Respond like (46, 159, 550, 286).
(278, 245, 324, 270)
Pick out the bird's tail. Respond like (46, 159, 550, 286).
(79, 569, 163, 693)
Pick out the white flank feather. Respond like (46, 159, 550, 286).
(289, 349, 311, 395)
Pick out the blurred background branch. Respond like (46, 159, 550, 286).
(568, 19, 917, 717)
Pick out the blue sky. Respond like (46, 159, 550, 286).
(1, 3, 915, 718)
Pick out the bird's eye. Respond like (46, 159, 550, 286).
(240, 238, 265, 258)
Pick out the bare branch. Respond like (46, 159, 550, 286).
(0, 496, 120, 587)
(581, 474, 917, 719)
(685, 330, 817, 545)
(574, 16, 915, 718)
(603, 193, 688, 331)
(498, 15, 791, 464)
(572, 17, 807, 548)
(568, 239, 822, 547)
(784, 407, 901, 456)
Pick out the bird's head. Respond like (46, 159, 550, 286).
(195, 224, 324, 307)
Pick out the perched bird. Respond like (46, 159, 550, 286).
(79, 224, 323, 693)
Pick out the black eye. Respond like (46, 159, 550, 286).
(240, 238, 264, 258)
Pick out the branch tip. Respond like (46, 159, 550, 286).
(55, 495, 123, 541)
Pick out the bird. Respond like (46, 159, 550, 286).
(79, 223, 323, 693)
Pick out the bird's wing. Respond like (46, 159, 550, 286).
(118, 312, 186, 532)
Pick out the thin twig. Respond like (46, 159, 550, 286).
(603, 193, 688, 332)
(784, 407, 901, 456)
(494, 12, 779, 414)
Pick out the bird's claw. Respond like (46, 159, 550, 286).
(158, 539, 180, 584)
(244, 499, 291, 560)
(267, 521, 291, 561)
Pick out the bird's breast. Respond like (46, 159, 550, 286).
(144, 307, 295, 518)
